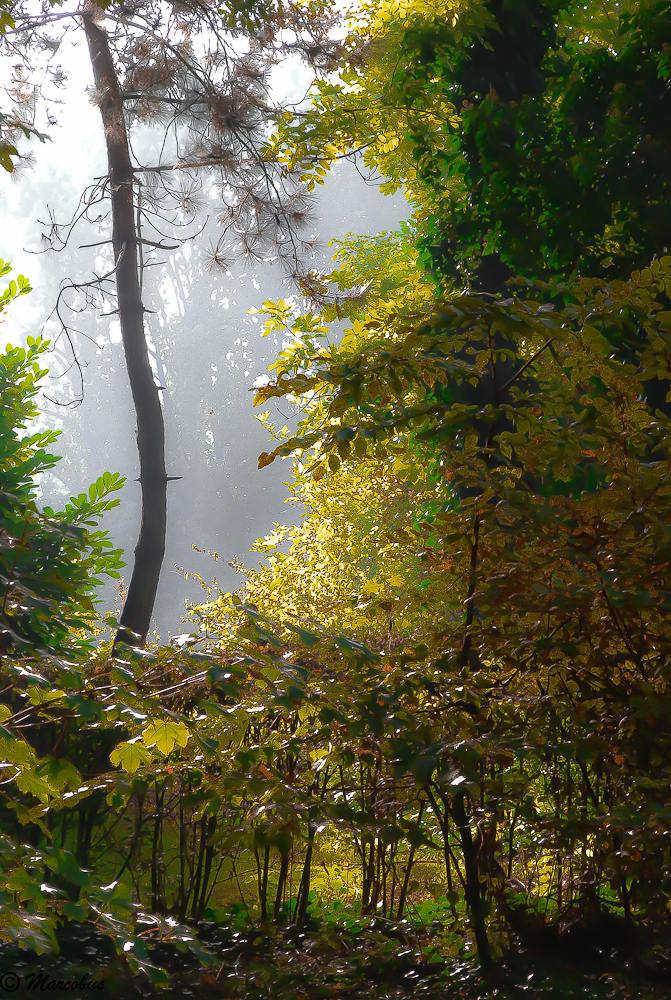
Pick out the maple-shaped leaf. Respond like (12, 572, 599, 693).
(15, 768, 55, 803)
(35, 756, 81, 793)
(110, 741, 154, 774)
(141, 720, 190, 755)
(0, 734, 36, 767)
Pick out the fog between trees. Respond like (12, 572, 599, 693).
(0, 48, 409, 636)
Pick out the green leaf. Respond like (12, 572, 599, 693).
(15, 769, 55, 803)
(335, 634, 379, 661)
(0, 735, 35, 766)
(285, 623, 322, 648)
(110, 741, 155, 774)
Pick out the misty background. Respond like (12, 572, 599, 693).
(0, 34, 409, 639)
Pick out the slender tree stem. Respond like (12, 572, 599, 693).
(460, 516, 481, 669)
(82, 1, 167, 648)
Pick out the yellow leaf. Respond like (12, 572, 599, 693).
(0, 736, 35, 766)
(27, 688, 65, 706)
(110, 741, 154, 774)
(142, 720, 190, 755)
(15, 769, 54, 804)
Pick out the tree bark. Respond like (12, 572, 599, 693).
(450, 790, 493, 970)
(82, 2, 166, 648)
(274, 850, 289, 922)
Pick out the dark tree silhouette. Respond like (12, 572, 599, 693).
(82, 1, 168, 647)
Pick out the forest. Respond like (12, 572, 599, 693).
(2, 0, 671, 997)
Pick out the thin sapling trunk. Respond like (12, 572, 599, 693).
(82, 1, 167, 649)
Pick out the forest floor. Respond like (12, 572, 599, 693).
(3, 915, 671, 1000)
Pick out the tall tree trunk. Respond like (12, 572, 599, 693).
(191, 815, 208, 919)
(274, 851, 290, 922)
(178, 796, 187, 919)
(396, 801, 425, 920)
(260, 844, 270, 923)
(195, 814, 218, 920)
(294, 824, 315, 924)
(151, 785, 165, 913)
(450, 790, 493, 971)
(82, 2, 166, 648)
